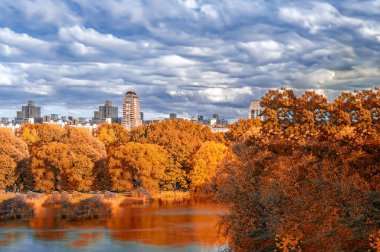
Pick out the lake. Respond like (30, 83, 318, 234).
(0, 201, 227, 252)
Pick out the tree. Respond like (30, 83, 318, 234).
(108, 142, 168, 192)
(226, 118, 261, 142)
(95, 123, 130, 152)
(62, 127, 107, 190)
(130, 119, 214, 189)
(217, 139, 377, 251)
(217, 88, 379, 251)
(31, 142, 71, 191)
(62, 126, 106, 162)
(62, 153, 94, 191)
(0, 129, 29, 189)
(190, 141, 228, 190)
(20, 124, 63, 151)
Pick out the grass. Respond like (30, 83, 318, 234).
(152, 190, 192, 203)
(0, 189, 208, 221)
(0, 191, 17, 204)
(0, 195, 34, 221)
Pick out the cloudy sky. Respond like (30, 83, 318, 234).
(0, 0, 379, 120)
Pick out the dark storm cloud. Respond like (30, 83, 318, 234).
(0, 0, 379, 120)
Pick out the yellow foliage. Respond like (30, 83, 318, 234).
(0, 129, 29, 189)
(275, 234, 302, 252)
(190, 141, 228, 189)
(369, 230, 380, 252)
(108, 142, 168, 192)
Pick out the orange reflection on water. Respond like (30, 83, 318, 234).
(0, 232, 24, 247)
(69, 233, 104, 247)
(107, 202, 225, 248)
(0, 201, 226, 248)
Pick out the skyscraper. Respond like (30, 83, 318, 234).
(122, 91, 142, 130)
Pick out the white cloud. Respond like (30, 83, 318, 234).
(69, 42, 98, 56)
(0, 0, 80, 27)
(239, 40, 284, 62)
(0, 44, 21, 56)
(152, 55, 197, 67)
(304, 69, 336, 85)
(181, 0, 199, 9)
(23, 85, 53, 95)
(0, 28, 52, 56)
(198, 86, 253, 103)
(200, 5, 219, 19)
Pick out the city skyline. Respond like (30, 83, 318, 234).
(2, 95, 232, 124)
(0, 1, 379, 120)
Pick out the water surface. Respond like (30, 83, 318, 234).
(0, 201, 226, 251)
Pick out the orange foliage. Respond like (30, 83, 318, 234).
(108, 142, 168, 192)
(20, 123, 63, 151)
(226, 118, 261, 142)
(130, 119, 215, 189)
(217, 88, 379, 251)
(190, 141, 228, 190)
(95, 123, 130, 152)
(0, 129, 29, 189)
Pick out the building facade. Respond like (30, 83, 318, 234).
(92, 101, 119, 124)
(248, 100, 264, 120)
(16, 101, 42, 123)
(169, 113, 177, 120)
(122, 91, 142, 130)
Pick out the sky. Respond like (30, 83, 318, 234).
(0, 0, 379, 120)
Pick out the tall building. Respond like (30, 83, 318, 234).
(122, 91, 142, 130)
(16, 101, 42, 123)
(248, 100, 263, 120)
(169, 113, 177, 120)
(17, 101, 41, 119)
(93, 101, 118, 124)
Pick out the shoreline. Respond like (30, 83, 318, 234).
(0, 190, 216, 222)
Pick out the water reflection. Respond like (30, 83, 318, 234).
(0, 201, 226, 251)
(0, 232, 24, 247)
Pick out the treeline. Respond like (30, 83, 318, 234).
(0, 120, 228, 193)
(218, 88, 380, 251)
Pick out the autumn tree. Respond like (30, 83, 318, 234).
(31, 142, 71, 191)
(62, 153, 94, 191)
(217, 88, 379, 251)
(62, 126, 107, 190)
(20, 123, 63, 152)
(95, 123, 130, 152)
(29, 127, 107, 191)
(226, 118, 261, 142)
(190, 141, 228, 190)
(261, 88, 297, 138)
(0, 129, 29, 189)
(130, 119, 214, 189)
(108, 142, 168, 192)
(62, 126, 106, 162)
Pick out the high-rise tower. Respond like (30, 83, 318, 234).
(122, 91, 142, 130)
